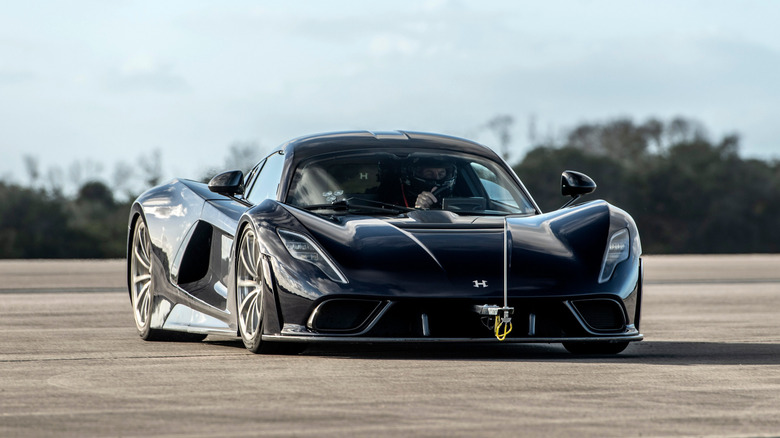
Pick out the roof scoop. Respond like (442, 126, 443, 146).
(369, 130, 410, 140)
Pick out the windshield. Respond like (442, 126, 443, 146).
(285, 150, 536, 216)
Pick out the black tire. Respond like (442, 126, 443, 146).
(130, 215, 205, 343)
(562, 341, 630, 355)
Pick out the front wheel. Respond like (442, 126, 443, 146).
(562, 341, 630, 355)
(236, 225, 267, 353)
(130, 216, 162, 340)
(235, 225, 306, 355)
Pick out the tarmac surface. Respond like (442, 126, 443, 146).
(1, 255, 779, 437)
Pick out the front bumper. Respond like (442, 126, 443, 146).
(266, 296, 642, 344)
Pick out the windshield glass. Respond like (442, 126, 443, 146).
(286, 150, 536, 216)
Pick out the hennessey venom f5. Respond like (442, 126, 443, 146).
(127, 131, 642, 354)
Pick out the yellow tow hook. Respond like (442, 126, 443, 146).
(474, 304, 514, 341)
(494, 308, 513, 341)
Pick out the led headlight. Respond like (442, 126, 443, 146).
(598, 228, 630, 283)
(277, 229, 347, 283)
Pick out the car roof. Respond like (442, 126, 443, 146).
(279, 130, 502, 163)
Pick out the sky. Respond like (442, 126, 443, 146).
(1, 0, 779, 193)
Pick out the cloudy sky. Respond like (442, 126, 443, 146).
(1, 0, 779, 189)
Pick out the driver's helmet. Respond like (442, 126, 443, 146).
(402, 156, 457, 198)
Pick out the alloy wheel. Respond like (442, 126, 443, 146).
(237, 227, 263, 347)
(130, 219, 152, 332)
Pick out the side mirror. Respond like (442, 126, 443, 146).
(208, 170, 245, 196)
(560, 170, 596, 208)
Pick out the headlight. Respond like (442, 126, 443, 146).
(598, 228, 630, 283)
(277, 229, 347, 283)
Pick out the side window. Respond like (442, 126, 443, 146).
(470, 162, 520, 208)
(481, 179, 518, 207)
(247, 152, 285, 204)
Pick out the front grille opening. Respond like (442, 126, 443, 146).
(309, 299, 382, 332)
(365, 300, 583, 338)
(571, 299, 626, 332)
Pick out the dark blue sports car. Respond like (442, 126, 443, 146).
(128, 131, 642, 354)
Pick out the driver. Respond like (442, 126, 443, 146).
(401, 157, 457, 209)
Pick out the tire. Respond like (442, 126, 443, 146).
(562, 341, 630, 355)
(130, 215, 205, 342)
(236, 225, 269, 353)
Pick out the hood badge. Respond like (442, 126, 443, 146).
(473, 280, 488, 288)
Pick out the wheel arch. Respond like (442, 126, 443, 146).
(230, 216, 285, 337)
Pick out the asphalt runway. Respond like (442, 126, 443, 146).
(1, 255, 779, 437)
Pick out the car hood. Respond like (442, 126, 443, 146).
(286, 201, 614, 298)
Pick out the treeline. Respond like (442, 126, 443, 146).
(0, 181, 130, 258)
(0, 117, 778, 258)
(0, 142, 264, 259)
(513, 117, 780, 254)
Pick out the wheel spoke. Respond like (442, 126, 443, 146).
(249, 300, 259, 332)
(133, 273, 151, 284)
(133, 244, 151, 271)
(237, 278, 258, 289)
(135, 281, 150, 315)
(141, 295, 149, 324)
(252, 239, 261, 278)
(135, 225, 151, 262)
(240, 238, 257, 278)
(239, 291, 261, 338)
(239, 250, 253, 279)
(245, 236, 255, 272)
(239, 287, 260, 317)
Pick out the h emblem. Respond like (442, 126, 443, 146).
(473, 280, 488, 288)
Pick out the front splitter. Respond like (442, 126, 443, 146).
(261, 334, 644, 343)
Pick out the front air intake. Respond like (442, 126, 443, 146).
(308, 299, 383, 333)
(570, 299, 626, 332)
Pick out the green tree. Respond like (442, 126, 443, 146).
(0, 182, 77, 258)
